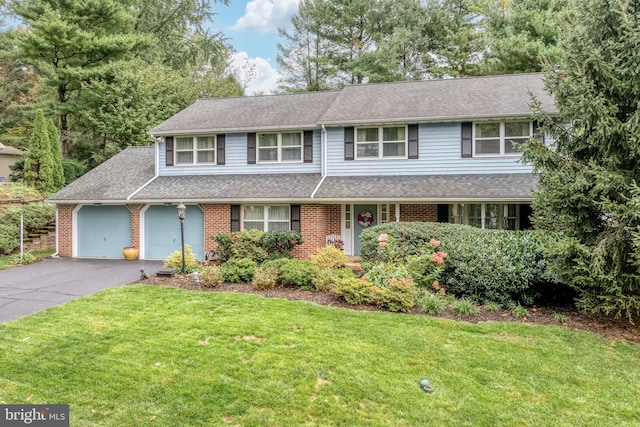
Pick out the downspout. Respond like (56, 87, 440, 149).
(310, 124, 328, 199)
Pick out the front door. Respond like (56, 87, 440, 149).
(353, 204, 377, 255)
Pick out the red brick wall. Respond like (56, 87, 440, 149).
(390, 204, 438, 222)
(292, 204, 341, 259)
(202, 204, 231, 252)
(56, 204, 75, 257)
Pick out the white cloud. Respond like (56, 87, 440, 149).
(231, 52, 281, 95)
(233, 0, 300, 33)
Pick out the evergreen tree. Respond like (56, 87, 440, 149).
(24, 109, 55, 194)
(522, 0, 640, 320)
(47, 118, 64, 190)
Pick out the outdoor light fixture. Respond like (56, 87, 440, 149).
(177, 203, 186, 272)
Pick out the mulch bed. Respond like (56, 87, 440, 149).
(137, 274, 640, 344)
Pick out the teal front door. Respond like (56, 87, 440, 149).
(354, 204, 377, 255)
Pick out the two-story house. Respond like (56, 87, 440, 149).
(48, 72, 556, 260)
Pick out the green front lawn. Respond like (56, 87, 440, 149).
(0, 285, 638, 426)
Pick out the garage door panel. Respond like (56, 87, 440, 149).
(77, 205, 131, 258)
(144, 205, 204, 260)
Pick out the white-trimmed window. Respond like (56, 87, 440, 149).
(356, 126, 406, 159)
(243, 205, 290, 231)
(258, 132, 302, 163)
(175, 136, 216, 164)
(449, 203, 520, 230)
(474, 121, 531, 156)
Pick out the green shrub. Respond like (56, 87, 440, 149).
(278, 259, 318, 290)
(3, 204, 55, 233)
(451, 298, 480, 316)
(332, 276, 373, 305)
(163, 244, 200, 274)
(483, 301, 502, 312)
(312, 267, 354, 292)
(252, 266, 280, 290)
(363, 262, 411, 287)
(417, 292, 447, 315)
(261, 231, 303, 260)
(213, 230, 303, 263)
(61, 158, 88, 184)
(406, 252, 444, 289)
(0, 223, 19, 255)
(9, 251, 38, 265)
(370, 278, 417, 313)
(360, 222, 562, 307)
(512, 305, 529, 318)
(221, 258, 256, 283)
(200, 265, 223, 288)
(310, 244, 348, 269)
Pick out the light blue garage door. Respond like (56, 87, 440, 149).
(144, 205, 204, 260)
(77, 205, 131, 258)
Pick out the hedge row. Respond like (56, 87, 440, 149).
(360, 222, 568, 306)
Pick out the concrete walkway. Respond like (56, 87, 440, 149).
(0, 258, 163, 323)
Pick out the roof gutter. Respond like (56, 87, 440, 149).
(310, 124, 328, 199)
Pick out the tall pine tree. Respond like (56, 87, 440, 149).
(47, 118, 64, 190)
(522, 0, 640, 320)
(24, 109, 55, 194)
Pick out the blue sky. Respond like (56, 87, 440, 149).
(210, 0, 301, 95)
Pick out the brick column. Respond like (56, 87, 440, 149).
(56, 204, 76, 257)
(126, 204, 144, 249)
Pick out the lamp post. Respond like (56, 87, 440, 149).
(177, 202, 186, 273)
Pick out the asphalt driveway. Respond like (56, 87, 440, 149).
(0, 258, 163, 323)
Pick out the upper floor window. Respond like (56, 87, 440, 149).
(474, 121, 531, 156)
(175, 136, 216, 165)
(356, 126, 406, 159)
(258, 132, 302, 163)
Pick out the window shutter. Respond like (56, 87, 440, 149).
(461, 122, 472, 158)
(532, 120, 545, 143)
(165, 136, 174, 166)
(344, 127, 354, 160)
(290, 204, 301, 233)
(303, 131, 313, 163)
(247, 133, 256, 164)
(217, 134, 225, 165)
(408, 124, 419, 159)
(230, 205, 240, 232)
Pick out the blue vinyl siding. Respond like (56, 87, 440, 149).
(144, 205, 204, 260)
(326, 124, 534, 176)
(77, 205, 131, 258)
(159, 131, 322, 176)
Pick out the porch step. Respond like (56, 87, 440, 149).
(344, 256, 361, 274)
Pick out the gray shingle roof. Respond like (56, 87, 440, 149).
(0, 143, 23, 156)
(312, 174, 538, 201)
(130, 173, 322, 202)
(150, 90, 341, 135)
(47, 147, 155, 202)
(318, 73, 556, 125)
(150, 73, 555, 134)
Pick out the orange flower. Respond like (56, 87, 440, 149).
(378, 233, 389, 242)
(437, 251, 448, 259)
(361, 274, 368, 281)
(431, 254, 444, 266)
(439, 287, 446, 295)
(432, 280, 440, 290)
(429, 238, 441, 248)
(379, 241, 388, 247)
